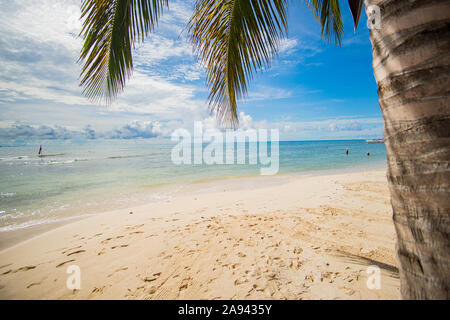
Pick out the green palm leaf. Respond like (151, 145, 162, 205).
(188, 0, 289, 125)
(79, 0, 168, 104)
(78, 0, 353, 127)
(305, 0, 344, 45)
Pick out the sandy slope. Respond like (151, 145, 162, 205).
(0, 169, 400, 299)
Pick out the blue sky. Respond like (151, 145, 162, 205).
(0, 0, 384, 141)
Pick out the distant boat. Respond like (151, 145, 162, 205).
(366, 139, 385, 144)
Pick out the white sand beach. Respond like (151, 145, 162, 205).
(0, 169, 400, 300)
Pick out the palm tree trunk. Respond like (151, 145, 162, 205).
(365, 0, 450, 299)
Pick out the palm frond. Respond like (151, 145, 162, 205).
(79, 0, 168, 104)
(348, 0, 363, 31)
(188, 0, 289, 126)
(305, 0, 343, 45)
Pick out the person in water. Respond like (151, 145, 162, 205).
(366, 152, 370, 156)
(38, 145, 42, 155)
(346, 148, 349, 156)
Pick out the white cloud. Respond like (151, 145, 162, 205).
(0, 122, 78, 140)
(239, 112, 255, 130)
(105, 120, 166, 139)
(0, 0, 208, 122)
(0, 120, 170, 140)
(0, 0, 85, 105)
(0, 0, 382, 142)
(278, 38, 298, 54)
(264, 117, 384, 140)
(133, 34, 193, 67)
(246, 85, 293, 102)
(0, 115, 384, 141)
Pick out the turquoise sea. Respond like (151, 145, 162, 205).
(0, 139, 387, 233)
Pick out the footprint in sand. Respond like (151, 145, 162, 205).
(56, 260, 76, 268)
(26, 281, 42, 289)
(101, 238, 113, 245)
(0, 263, 12, 270)
(91, 286, 105, 294)
(62, 246, 82, 254)
(89, 233, 103, 240)
(126, 224, 144, 231)
(107, 267, 128, 278)
(111, 244, 129, 249)
(179, 276, 192, 291)
(234, 277, 249, 286)
(67, 250, 86, 257)
(3, 265, 37, 275)
(143, 272, 161, 283)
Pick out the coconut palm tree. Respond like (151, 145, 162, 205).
(78, 0, 450, 299)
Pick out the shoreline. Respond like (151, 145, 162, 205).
(0, 163, 386, 251)
(0, 167, 399, 300)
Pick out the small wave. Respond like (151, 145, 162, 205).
(0, 213, 96, 232)
(107, 154, 142, 160)
(0, 209, 24, 220)
(1, 154, 66, 161)
(37, 153, 65, 158)
(0, 156, 30, 161)
(149, 194, 172, 201)
(38, 158, 88, 166)
(46, 160, 75, 165)
(1, 192, 16, 198)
